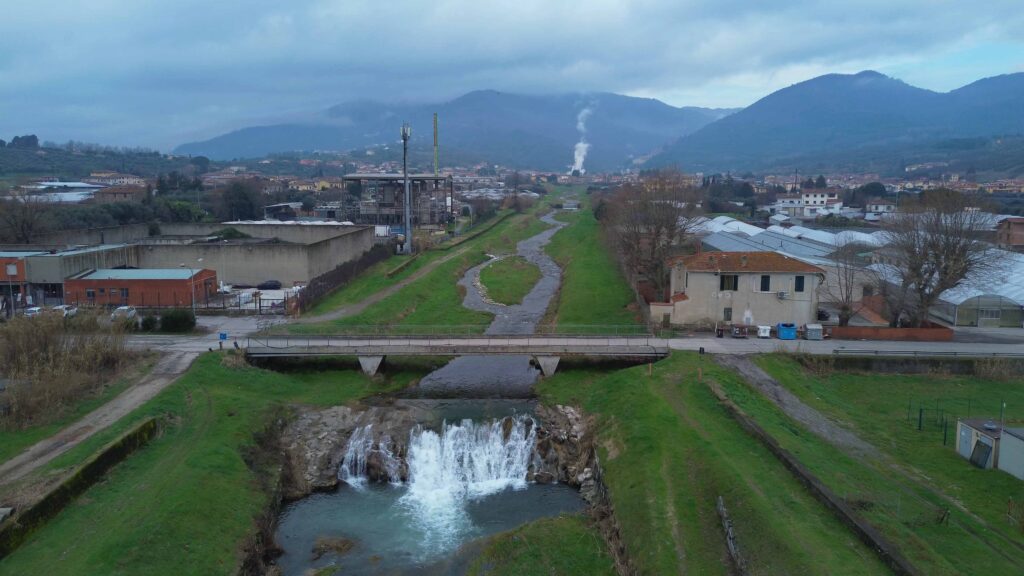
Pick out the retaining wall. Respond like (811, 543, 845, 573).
(0, 417, 160, 558)
(831, 325, 953, 342)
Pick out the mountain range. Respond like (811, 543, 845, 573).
(175, 71, 1024, 176)
(174, 92, 736, 171)
(650, 71, 1024, 173)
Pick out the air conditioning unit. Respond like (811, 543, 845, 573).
(777, 291, 789, 300)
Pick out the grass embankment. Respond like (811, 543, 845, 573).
(544, 205, 639, 329)
(478, 256, 542, 305)
(304, 212, 515, 317)
(0, 353, 438, 576)
(0, 356, 156, 465)
(467, 515, 616, 576)
(289, 212, 550, 334)
(739, 356, 1024, 575)
(536, 353, 888, 575)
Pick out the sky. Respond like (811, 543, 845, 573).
(2, 0, 1023, 151)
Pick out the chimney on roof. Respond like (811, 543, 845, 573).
(740, 254, 747, 267)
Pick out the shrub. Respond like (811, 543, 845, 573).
(159, 309, 196, 333)
(140, 315, 159, 332)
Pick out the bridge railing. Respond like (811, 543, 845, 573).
(246, 331, 666, 352)
(275, 324, 650, 338)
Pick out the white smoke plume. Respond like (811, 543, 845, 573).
(571, 106, 594, 174)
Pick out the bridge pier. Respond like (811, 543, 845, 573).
(534, 356, 561, 377)
(358, 355, 385, 376)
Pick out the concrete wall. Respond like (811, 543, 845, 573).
(999, 431, 1024, 481)
(137, 227, 372, 286)
(25, 246, 139, 284)
(32, 224, 150, 246)
(159, 223, 370, 245)
(667, 269, 820, 327)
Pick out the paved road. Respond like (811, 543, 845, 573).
(0, 351, 198, 489)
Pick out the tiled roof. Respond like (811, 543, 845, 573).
(671, 251, 824, 274)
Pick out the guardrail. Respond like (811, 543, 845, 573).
(832, 349, 1024, 359)
(278, 324, 652, 337)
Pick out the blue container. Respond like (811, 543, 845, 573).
(776, 323, 797, 340)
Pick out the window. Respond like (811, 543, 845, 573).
(98, 288, 105, 294)
(86, 289, 95, 299)
(760, 275, 771, 292)
(979, 309, 1001, 320)
(719, 274, 738, 291)
(111, 287, 119, 299)
(723, 307, 732, 321)
(795, 275, 805, 293)
(121, 288, 130, 299)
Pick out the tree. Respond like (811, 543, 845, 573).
(216, 180, 262, 221)
(607, 169, 703, 295)
(875, 190, 1003, 327)
(9, 135, 39, 149)
(822, 242, 873, 326)
(189, 156, 211, 174)
(0, 139, 6, 148)
(815, 175, 827, 188)
(0, 197, 52, 243)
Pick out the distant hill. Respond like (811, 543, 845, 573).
(174, 91, 736, 171)
(650, 71, 1024, 174)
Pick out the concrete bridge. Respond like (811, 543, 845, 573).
(245, 335, 670, 375)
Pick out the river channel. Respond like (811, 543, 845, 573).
(273, 210, 585, 575)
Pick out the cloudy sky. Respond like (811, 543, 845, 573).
(2, 0, 1022, 150)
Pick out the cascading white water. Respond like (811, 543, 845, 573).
(337, 415, 538, 554)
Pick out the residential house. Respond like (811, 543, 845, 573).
(996, 217, 1024, 252)
(651, 251, 824, 327)
(93, 186, 147, 204)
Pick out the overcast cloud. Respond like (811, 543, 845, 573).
(2, 0, 1022, 150)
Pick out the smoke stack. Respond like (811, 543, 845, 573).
(433, 112, 439, 178)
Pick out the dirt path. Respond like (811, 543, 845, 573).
(0, 351, 198, 489)
(713, 355, 873, 456)
(292, 246, 471, 324)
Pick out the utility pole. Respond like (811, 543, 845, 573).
(401, 122, 413, 255)
(433, 113, 439, 178)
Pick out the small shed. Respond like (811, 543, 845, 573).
(1000, 427, 1024, 481)
(956, 419, 1002, 469)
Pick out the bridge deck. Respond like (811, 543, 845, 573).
(245, 336, 669, 358)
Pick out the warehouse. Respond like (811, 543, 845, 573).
(64, 268, 217, 308)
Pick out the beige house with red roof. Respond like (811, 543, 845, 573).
(651, 251, 825, 327)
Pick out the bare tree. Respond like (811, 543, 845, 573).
(822, 242, 873, 326)
(875, 190, 1003, 327)
(607, 169, 703, 295)
(0, 197, 52, 243)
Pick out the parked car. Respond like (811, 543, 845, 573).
(257, 280, 282, 290)
(52, 304, 78, 318)
(111, 306, 137, 321)
(24, 306, 43, 318)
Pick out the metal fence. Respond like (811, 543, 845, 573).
(279, 323, 652, 337)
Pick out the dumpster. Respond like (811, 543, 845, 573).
(776, 322, 797, 340)
(805, 323, 823, 340)
(757, 325, 772, 339)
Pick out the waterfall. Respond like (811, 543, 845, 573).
(337, 415, 538, 554)
(338, 424, 403, 486)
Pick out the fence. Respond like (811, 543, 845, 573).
(69, 293, 299, 316)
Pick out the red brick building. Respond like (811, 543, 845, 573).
(64, 268, 217, 308)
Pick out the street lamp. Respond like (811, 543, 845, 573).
(401, 122, 413, 255)
(179, 257, 203, 316)
(4, 263, 16, 318)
